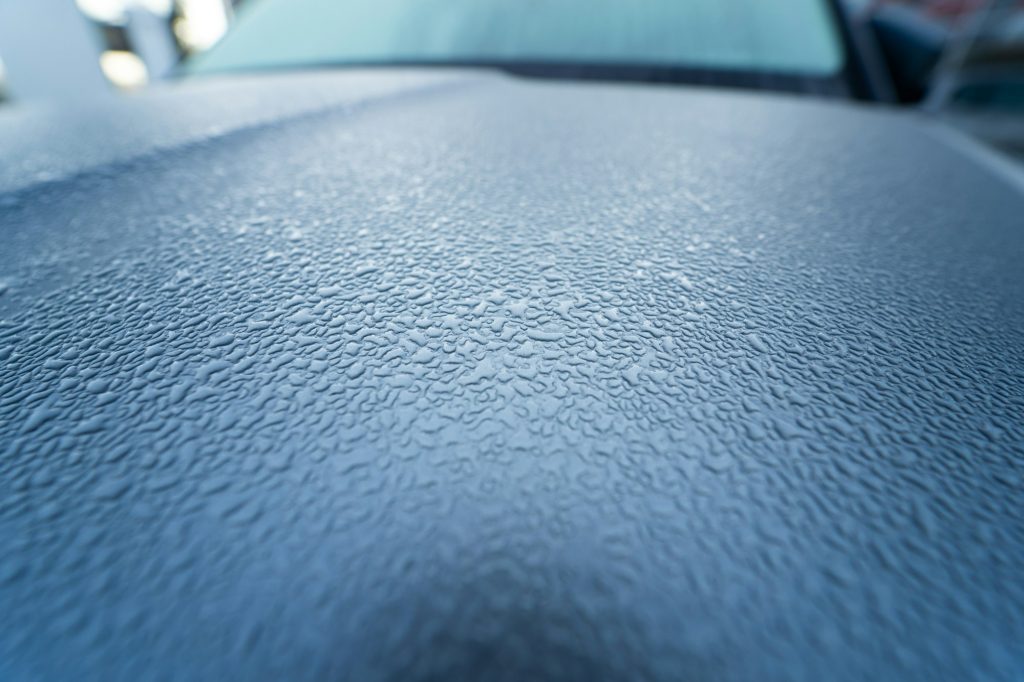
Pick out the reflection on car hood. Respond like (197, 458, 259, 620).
(1, 69, 1023, 682)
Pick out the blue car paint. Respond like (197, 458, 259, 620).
(1, 69, 1023, 681)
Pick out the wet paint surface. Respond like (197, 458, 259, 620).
(1, 71, 1023, 681)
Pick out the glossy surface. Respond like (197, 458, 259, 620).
(1, 70, 1023, 681)
(190, 0, 842, 76)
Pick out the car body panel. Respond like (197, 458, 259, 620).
(1, 69, 1023, 681)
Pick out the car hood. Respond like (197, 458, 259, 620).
(1, 69, 1023, 682)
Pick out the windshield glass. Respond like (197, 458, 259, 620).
(188, 0, 845, 82)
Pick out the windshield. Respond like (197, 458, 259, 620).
(188, 0, 846, 89)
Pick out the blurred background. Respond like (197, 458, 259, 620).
(0, 0, 1021, 159)
(0, 0, 240, 97)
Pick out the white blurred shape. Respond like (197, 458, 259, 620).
(175, 0, 230, 51)
(99, 49, 149, 89)
(76, 0, 128, 23)
(75, 0, 171, 23)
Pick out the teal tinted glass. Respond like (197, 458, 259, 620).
(191, 0, 844, 77)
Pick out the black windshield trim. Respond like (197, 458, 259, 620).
(183, 59, 848, 97)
